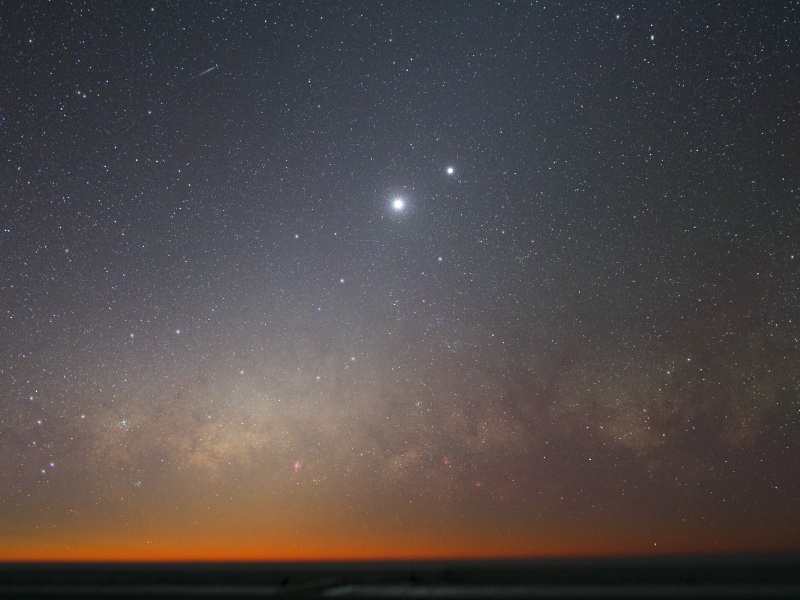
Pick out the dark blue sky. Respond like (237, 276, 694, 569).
(1, 1, 798, 559)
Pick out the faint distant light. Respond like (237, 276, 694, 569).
(294, 234, 299, 239)
(340, 278, 345, 284)
(175, 329, 181, 335)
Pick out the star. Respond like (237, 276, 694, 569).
(446, 166, 455, 175)
(392, 197, 405, 211)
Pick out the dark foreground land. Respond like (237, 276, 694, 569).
(1, 555, 799, 598)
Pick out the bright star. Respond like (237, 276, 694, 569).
(447, 166, 454, 175)
(392, 198, 405, 211)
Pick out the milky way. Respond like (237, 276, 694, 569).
(1, 1, 798, 560)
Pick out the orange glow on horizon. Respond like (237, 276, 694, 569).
(3, 527, 790, 563)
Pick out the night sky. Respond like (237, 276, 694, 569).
(1, 1, 799, 561)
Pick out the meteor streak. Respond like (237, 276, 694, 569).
(187, 65, 218, 82)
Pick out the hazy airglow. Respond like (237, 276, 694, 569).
(1, 1, 798, 562)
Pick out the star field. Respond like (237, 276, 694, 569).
(0, 1, 799, 560)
